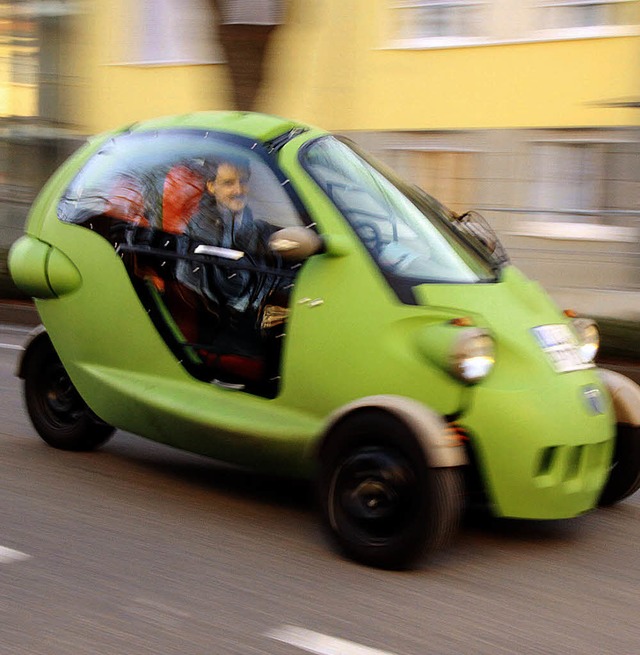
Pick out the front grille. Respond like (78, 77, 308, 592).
(534, 441, 610, 490)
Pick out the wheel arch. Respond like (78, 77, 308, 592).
(16, 324, 50, 380)
(598, 368, 640, 426)
(318, 395, 468, 468)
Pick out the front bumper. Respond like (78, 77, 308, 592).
(461, 369, 614, 519)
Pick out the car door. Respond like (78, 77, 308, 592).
(58, 128, 312, 398)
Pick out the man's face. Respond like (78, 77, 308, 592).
(207, 163, 249, 213)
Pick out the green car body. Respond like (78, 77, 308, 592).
(9, 111, 640, 568)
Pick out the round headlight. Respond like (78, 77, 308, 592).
(450, 329, 495, 383)
(573, 318, 599, 363)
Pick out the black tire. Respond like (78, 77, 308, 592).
(319, 409, 463, 570)
(598, 423, 640, 507)
(23, 337, 115, 451)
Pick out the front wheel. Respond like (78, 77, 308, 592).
(23, 336, 115, 451)
(319, 410, 463, 570)
(598, 423, 640, 506)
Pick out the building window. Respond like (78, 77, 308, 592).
(117, 0, 224, 65)
(531, 143, 600, 218)
(529, 141, 640, 222)
(536, 0, 638, 36)
(390, 148, 477, 213)
(389, 0, 486, 47)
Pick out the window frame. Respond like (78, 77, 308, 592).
(534, 0, 639, 40)
(383, 0, 640, 50)
(387, 0, 488, 49)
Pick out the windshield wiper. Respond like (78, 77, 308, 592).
(264, 127, 309, 153)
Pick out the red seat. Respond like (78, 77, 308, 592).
(161, 165, 204, 234)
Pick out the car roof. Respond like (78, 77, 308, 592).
(124, 111, 315, 144)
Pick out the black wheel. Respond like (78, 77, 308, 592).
(319, 410, 463, 569)
(598, 423, 640, 506)
(23, 337, 115, 451)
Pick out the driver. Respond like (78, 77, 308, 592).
(177, 157, 276, 312)
(174, 157, 282, 381)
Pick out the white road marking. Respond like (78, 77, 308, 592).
(266, 625, 397, 655)
(0, 546, 31, 564)
(0, 343, 24, 351)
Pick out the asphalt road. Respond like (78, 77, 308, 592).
(1, 325, 639, 655)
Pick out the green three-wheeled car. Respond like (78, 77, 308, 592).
(9, 111, 640, 569)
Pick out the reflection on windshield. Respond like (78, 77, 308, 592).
(301, 136, 498, 284)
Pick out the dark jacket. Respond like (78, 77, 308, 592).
(175, 194, 279, 314)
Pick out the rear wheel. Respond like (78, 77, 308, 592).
(319, 410, 463, 569)
(23, 337, 114, 451)
(598, 423, 640, 506)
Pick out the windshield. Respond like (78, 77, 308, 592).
(300, 136, 499, 284)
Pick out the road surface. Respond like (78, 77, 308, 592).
(1, 325, 639, 655)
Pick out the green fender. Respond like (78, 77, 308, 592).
(319, 395, 468, 468)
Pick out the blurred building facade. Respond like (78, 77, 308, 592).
(1, 0, 640, 315)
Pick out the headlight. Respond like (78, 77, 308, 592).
(450, 329, 495, 383)
(572, 318, 599, 363)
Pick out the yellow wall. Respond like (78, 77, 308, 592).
(0, 83, 37, 117)
(73, 0, 640, 134)
(0, 43, 37, 118)
(262, 0, 640, 130)
(357, 37, 640, 130)
(76, 65, 230, 133)
(6, 83, 37, 116)
(68, 0, 231, 133)
(259, 0, 369, 129)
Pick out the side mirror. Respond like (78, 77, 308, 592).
(268, 226, 324, 261)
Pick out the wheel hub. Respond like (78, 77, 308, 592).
(47, 370, 77, 412)
(332, 446, 416, 539)
(349, 478, 398, 519)
(42, 361, 84, 422)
